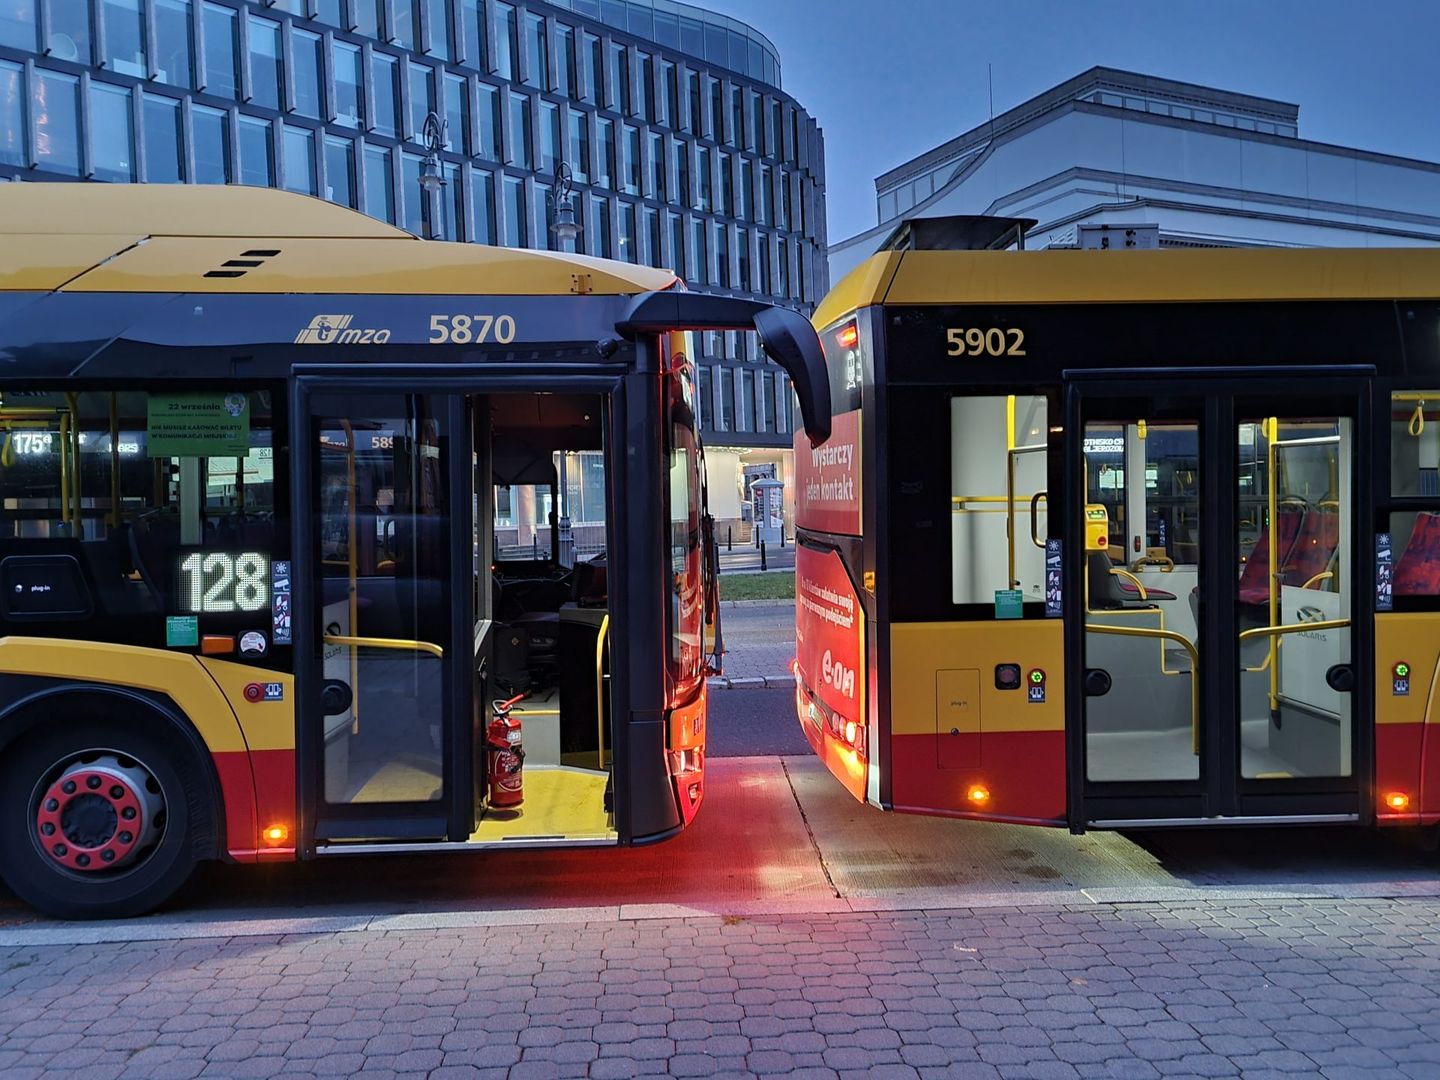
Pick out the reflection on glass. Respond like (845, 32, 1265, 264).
(444, 73, 469, 154)
(192, 103, 229, 183)
(283, 125, 316, 195)
(154, 0, 192, 87)
(503, 174, 526, 247)
(1078, 417, 1200, 783)
(324, 135, 355, 207)
(589, 194, 610, 258)
(508, 91, 531, 166)
(372, 53, 398, 137)
(363, 143, 394, 222)
(492, 2, 516, 80)
(48, 0, 92, 65)
(202, 3, 238, 99)
(103, 0, 145, 76)
(238, 116, 272, 186)
(427, 0, 451, 59)
(409, 61, 435, 142)
(292, 29, 323, 119)
(89, 82, 134, 182)
(247, 16, 282, 111)
(477, 82, 500, 160)
(1238, 417, 1352, 780)
(142, 93, 184, 182)
(0, 60, 22, 167)
(34, 70, 81, 176)
(523, 12, 546, 88)
(333, 42, 362, 128)
(317, 399, 450, 805)
(470, 168, 495, 244)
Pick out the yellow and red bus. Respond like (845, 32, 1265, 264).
(0, 183, 828, 918)
(796, 217, 1440, 835)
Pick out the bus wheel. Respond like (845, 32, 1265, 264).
(0, 722, 205, 919)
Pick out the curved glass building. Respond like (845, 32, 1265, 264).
(0, 0, 826, 466)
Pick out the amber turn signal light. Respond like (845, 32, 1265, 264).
(1384, 792, 1410, 811)
(967, 786, 991, 806)
(262, 824, 290, 845)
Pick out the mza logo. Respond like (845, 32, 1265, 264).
(295, 314, 392, 345)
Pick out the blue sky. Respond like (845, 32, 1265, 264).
(711, 0, 1440, 242)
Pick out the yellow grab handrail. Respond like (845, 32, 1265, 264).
(1108, 567, 1149, 601)
(1005, 444, 1048, 588)
(1299, 571, 1334, 590)
(1238, 619, 1351, 711)
(595, 613, 611, 770)
(323, 634, 445, 660)
(1029, 491, 1048, 549)
(1086, 623, 1200, 755)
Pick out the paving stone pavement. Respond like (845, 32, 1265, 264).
(3, 895, 1440, 1079)
(710, 601, 796, 688)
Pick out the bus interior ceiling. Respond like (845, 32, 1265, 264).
(317, 390, 615, 842)
(1081, 417, 1352, 785)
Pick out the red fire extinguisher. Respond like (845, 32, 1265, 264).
(486, 693, 526, 808)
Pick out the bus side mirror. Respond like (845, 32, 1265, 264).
(753, 307, 832, 448)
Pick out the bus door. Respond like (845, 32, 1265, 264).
(1066, 376, 1369, 826)
(295, 383, 476, 846)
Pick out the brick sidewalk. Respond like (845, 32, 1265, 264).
(3, 895, 1440, 1079)
(710, 601, 796, 689)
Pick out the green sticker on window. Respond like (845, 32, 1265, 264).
(147, 393, 250, 458)
(994, 589, 1024, 620)
(166, 615, 199, 647)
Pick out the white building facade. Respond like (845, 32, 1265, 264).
(830, 66, 1440, 282)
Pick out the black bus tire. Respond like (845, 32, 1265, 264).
(0, 719, 208, 920)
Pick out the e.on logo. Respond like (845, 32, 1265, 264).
(821, 649, 856, 699)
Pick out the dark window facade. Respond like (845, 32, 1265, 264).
(0, 0, 819, 451)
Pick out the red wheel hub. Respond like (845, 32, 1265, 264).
(35, 764, 148, 872)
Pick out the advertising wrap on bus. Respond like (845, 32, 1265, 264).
(795, 409, 861, 536)
(795, 544, 867, 799)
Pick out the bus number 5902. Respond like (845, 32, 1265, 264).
(946, 327, 1026, 357)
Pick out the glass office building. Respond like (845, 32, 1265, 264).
(0, 0, 826, 458)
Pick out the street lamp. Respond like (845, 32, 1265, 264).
(419, 111, 449, 241)
(549, 161, 581, 251)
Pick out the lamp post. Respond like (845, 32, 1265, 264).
(550, 161, 581, 565)
(419, 111, 449, 241)
(549, 161, 581, 252)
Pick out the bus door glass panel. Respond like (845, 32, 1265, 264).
(1237, 417, 1351, 781)
(1083, 418, 1200, 783)
(315, 396, 451, 805)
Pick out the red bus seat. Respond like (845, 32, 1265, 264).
(1396, 512, 1440, 596)
(1278, 507, 1339, 590)
(1237, 508, 1306, 606)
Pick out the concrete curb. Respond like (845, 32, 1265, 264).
(8, 879, 1440, 946)
(718, 598, 795, 608)
(707, 674, 796, 689)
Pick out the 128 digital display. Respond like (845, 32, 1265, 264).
(176, 551, 270, 614)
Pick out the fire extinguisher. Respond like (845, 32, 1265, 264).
(486, 693, 526, 808)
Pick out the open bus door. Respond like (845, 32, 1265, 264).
(1065, 371, 1371, 828)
